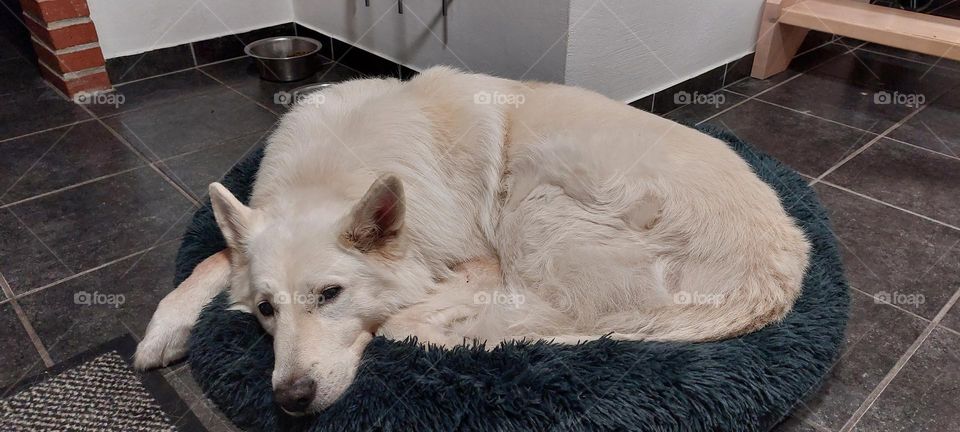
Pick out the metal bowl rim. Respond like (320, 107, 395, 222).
(244, 36, 322, 60)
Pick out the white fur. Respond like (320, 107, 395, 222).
(135, 67, 810, 413)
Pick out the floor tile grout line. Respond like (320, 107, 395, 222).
(811, 100, 934, 185)
(0, 166, 146, 210)
(881, 134, 960, 162)
(0, 273, 54, 367)
(815, 180, 960, 232)
(0, 126, 271, 208)
(847, 285, 959, 332)
(697, 66, 811, 126)
(10, 238, 182, 301)
(92, 81, 230, 123)
(167, 366, 240, 431)
(850, 286, 933, 323)
(78, 103, 203, 206)
(3, 207, 75, 277)
(196, 67, 285, 116)
(698, 40, 866, 126)
(0, 123, 78, 203)
(110, 54, 249, 89)
(840, 286, 960, 432)
(0, 118, 97, 145)
(746, 96, 883, 136)
(799, 415, 833, 432)
(857, 46, 960, 72)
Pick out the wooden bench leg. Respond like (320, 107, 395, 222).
(752, 0, 810, 79)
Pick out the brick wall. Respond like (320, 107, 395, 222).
(20, 0, 110, 97)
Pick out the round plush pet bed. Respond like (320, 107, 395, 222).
(182, 126, 849, 431)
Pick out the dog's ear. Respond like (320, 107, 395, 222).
(342, 174, 405, 254)
(209, 182, 255, 253)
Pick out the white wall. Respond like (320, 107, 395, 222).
(293, 0, 571, 83)
(88, 0, 764, 101)
(87, 0, 295, 58)
(565, 0, 764, 102)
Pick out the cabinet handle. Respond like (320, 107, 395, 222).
(364, 0, 369, 6)
(442, 0, 447, 16)
(398, 0, 403, 14)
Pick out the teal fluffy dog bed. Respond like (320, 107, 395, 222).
(180, 126, 849, 431)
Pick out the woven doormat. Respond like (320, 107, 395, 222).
(0, 335, 206, 431)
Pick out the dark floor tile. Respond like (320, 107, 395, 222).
(726, 41, 849, 97)
(789, 289, 928, 430)
(7, 168, 194, 274)
(887, 86, 960, 157)
(931, 0, 960, 18)
(628, 94, 654, 112)
(17, 240, 180, 363)
(942, 300, 960, 334)
(858, 44, 960, 72)
(0, 57, 46, 96)
(652, 65, 725, 115)
(86, 69, 224, 118)
(399, 64, 418, 81)
(664, 90, 746, 125)
(712, 99, 876, 177)
(158, 130, 269, 198)
(0, 208, 74, 293)
(106, 43, 195, 84)
(0, 36, 27, 63)
(0, 86, 91, 141)
(771, 415, 823, 432)
(0, 303, 45, 392)
(0, 121, 143, 203)
(200, 57, 363, 113)
(167, 367, 242, 432)
(293, 24, 334, 60)
(825, 139, 960, 228)
(722, 53, 755, 87)
(103, 87, 277, 160)
(758, 50, 960, 133)
(815, 184, 960, 320)
(192, 23, 296, 66)
(853, 327, 960, 431)
(800, 31, 838, 54)
(0, 6, 31, 63)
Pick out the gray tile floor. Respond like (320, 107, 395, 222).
(2, 9, 960, 432)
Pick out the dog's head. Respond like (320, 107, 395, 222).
(209, 175, 426, 415)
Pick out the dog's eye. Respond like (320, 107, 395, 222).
(257, 301, 275, 316)
(320, 285, 343, 303)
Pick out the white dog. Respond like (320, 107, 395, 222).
(134, 67, 809, 415)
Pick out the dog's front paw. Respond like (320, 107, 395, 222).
(133, 304, 193, 370)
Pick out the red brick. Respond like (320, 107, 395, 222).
(20, 0, 90, 23)
(24, 17, 97, 50)
(39, 65, 110, 97)
(31, 40, 104, 74)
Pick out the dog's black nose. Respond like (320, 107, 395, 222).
(275, 376, 316, 414)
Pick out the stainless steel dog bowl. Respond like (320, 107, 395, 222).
(244, 36, 322, 82)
